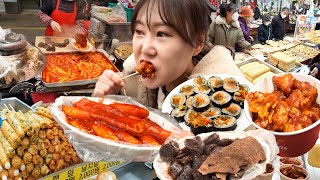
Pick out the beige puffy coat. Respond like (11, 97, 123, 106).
(208, 16, 251, 52)
(121, 45, 244, 109)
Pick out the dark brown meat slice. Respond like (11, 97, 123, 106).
(203, 133, 220, 145)
(169, 161, 184, 179)
(44, 37, 69, 47)
(198, 136, 266, 175)
(176, 165, 194, 180)
(159, 141, 179, 162)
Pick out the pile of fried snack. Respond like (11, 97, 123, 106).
(0, 107, 82, 179)
(246, 74, 320, 132)
(239, 62, 275, 84)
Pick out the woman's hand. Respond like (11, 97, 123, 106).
(92, 70, 126, 97)
(50, 20, 62, 33)
(310, 67, 319, 77)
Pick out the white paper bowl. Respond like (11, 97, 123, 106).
(153, 130, 278, 180)
(50, 96, 186, 162)
(244, 73, 320, 157)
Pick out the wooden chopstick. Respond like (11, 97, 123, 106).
(121, 72, 139, 80)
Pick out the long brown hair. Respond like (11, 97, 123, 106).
(130, 0, 211, 48)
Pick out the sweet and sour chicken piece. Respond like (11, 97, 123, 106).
(273, 74, 296, 96)
(136, 61, 156, 79)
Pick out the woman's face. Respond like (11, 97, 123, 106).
(132, 4, 201, 89)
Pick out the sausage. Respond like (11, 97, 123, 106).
(92, 122, 119, 141)
(63, 105, 145, 135)
(0, 143, 11, 170)
(0, 131, 15, 158)
(22, 113, 41, 134)
(138, 135, 160, 145)
(109, 127, 142, 144)
(108, 103, 149, 119)
(1, 121, 21, 149)
(6, 113, 25, 138)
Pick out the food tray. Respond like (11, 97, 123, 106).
(0, 97, 32, 113)
(40, 49, 118, 88)
(236, 58, 283, 74)
(264, 59, 302, 73)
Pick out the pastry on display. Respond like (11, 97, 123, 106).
(289, 44, 319, 58)
(269, 52, 296, 72)
(239, 62, 270, 82)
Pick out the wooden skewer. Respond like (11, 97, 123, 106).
(121, 72, 139, 80)
(9, 104, 15, 112)
(3, 104, 10, 112)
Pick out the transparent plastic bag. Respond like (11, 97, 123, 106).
(50, 95, 193, 162)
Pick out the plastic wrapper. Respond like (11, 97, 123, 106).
(50, 95, 193, 162)
(153, 130, 279, 180)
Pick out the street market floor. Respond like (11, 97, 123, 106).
(0, 12, 45, 45)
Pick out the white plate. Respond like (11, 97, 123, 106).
(70, 38, 94, 52)
(153, 130, 277, 180)
(50, 96, 186, 162)
(161, 74, 253, 132)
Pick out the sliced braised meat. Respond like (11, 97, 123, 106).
(159, 141, 179, 162)
(44, 37, 69, 47)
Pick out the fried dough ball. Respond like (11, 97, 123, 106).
(27, 145, 38, 155)
(56, 159, 65, 170)
(52, 127, 59, 136)
(46, 129, 54, 140)
(16, 146, 25, 157)
(49, 160, 55, 170)
(23, 152, 33, 164)
(39, 130, 46, 139)
(37, 139, 45, 150)
(45, 154, 53, 165)
(20, 170, 28, 179)
(52, 153, 60, 161)
(31, 166, 41, 178)
(43, 139, 51, 149)
(40, 164, 50, 176)
(26, 163, 34, 173)
(39, 149, 48, 158)
(21, 137, 30, 148)
(32, 155, 43, 165)
(64, 154, 72, 163)
(51, 136, 60, 146)
(11, 155, 22, 169)
(48, 146, 55, 154)
(54, 144, 62, 153)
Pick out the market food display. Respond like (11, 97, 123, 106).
(246, 74, 320, 132)
(136, 61, 156, 79)
(269, 51, 296, 71)
(114, 43, 133, 60)
(234, 52, 252, 64)
(0, 46, 44, 86)
(42, 51, 118, 83)
(168, 75, 249, 135)
(158, 133, 266, 179)
(239, 62, 275, 83)
(62, 98, 171, 145)
(288, 44, 319, 58)
(0, 107, 82, 179)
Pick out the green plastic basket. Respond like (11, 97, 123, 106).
(108, 3, 117, 8)
(120, 4, 134, 22)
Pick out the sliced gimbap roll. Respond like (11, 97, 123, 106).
(208, 76, 223, 90)
(213, 115, 237, 131)
(223, 77, 240, 94)
(180, 85, 194, 97)
(186, 96, 194, 109)
(222, 103, 242, 119)
(194, 85, 212, 95)
(192, 94, 210, 112)
(193, 76, 207, 87)
(211, 91, 232, 108)
(202, 107, 221, 119)
(239, 84, 249, 92)
(170, 93, 186, 108)
(171, 105, 187, 123)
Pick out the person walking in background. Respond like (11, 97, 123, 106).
(208, 3, 251, 54)
(236, 6, 254, 52)
(258, 14, 273, 44)
(272, 7, 289, 40)
(250, 2, 261, 20)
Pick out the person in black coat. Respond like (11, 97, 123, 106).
(258, 14, 273, 44)
(271, 7, 289, 40)
(250, 2, 261, 20)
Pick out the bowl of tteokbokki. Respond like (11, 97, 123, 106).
(50, 96, 189, 162)
(244, 73, 320, 157)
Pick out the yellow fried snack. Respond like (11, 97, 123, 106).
(37, 107, 53, 120)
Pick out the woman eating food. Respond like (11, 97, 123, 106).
(93, 0, 243, 109)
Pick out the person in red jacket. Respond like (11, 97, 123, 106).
(38, 0, 89, 36)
